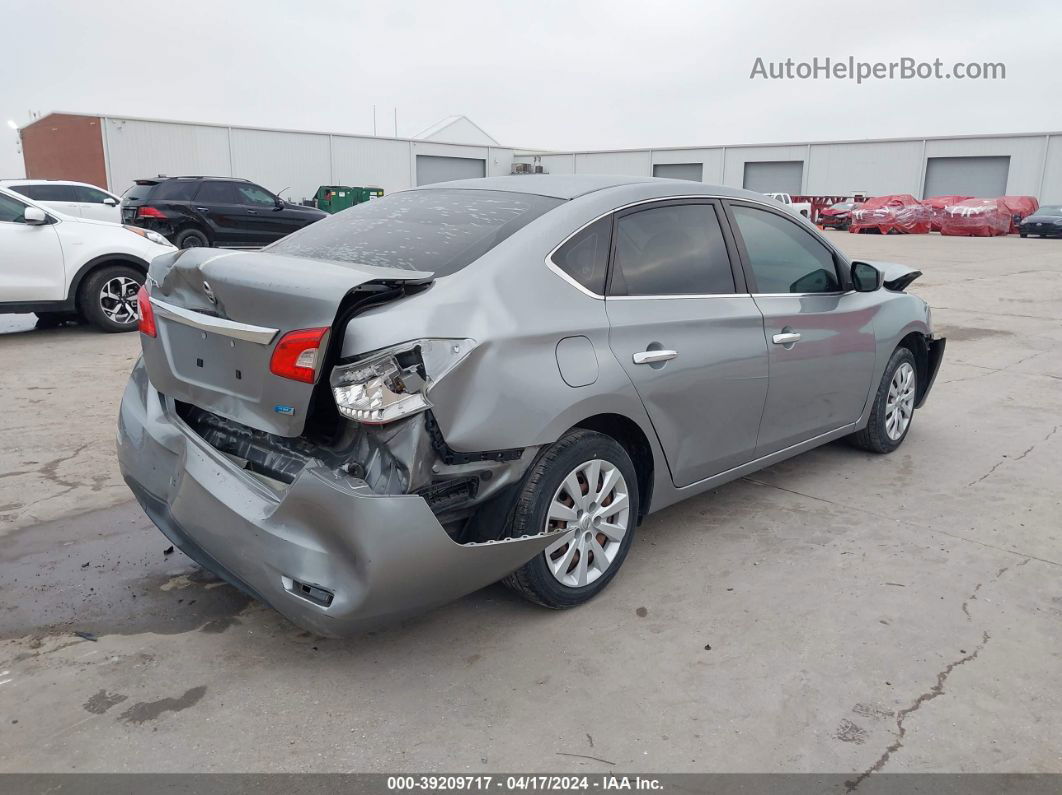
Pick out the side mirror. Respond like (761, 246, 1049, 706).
(23, 206, 48, 225)
(851, 261, 883, 292)
(102, 197, 118, 206)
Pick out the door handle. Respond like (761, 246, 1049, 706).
(195, 207, 210, 213)
(246, 209, 258, 215)
(633, 349, 678, 365)
(772, 332, 801, 345)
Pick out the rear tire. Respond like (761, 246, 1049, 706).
(174, 227, 210, 249)
(849, 347, 918, 454)
(77, 265, 144, 333)
(502, 429, 639, 609)
(1020, 232, 1027, 238)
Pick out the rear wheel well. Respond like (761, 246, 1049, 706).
(897, 331, 930, 403)
(572, 413, 654, 522)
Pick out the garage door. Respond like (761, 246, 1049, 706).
(923, 156, 1010, 198)
(742, 161, 803, 194)
(415, 155, 486, 186)
(653, 163, 703, 181)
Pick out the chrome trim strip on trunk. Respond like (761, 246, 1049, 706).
(149, 298, 279, 345)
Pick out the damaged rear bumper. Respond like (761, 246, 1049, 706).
(116, 360, 558, 636)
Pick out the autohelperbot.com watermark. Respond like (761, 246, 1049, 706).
(750, 56, 1006, 83)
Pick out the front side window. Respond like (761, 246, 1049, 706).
(552, 216, 612, 294)
(0, 193, 29, 223)
(77, 186, 113, 204)
(268, 189, 563, 277)
(610, 203, 735, 296)
(236, 184, 276, 207)
(730, 205, 841, 294)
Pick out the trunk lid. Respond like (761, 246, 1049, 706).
(140, 247, 431, 437)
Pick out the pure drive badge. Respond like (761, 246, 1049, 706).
(274, 405, 296, 416)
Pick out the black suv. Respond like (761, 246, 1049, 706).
(121, 176, 327, 249)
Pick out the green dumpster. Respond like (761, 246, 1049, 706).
(314, 186, 384, 213)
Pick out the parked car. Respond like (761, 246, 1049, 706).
(118, 175, 945, 636)
(1, 179, 122, 223)
(850, 195, 931, 235)
(1018, 205, 1062, 237)
(764, 192, 812, 218)
(121, 176, 327, 249)
(0, 186, 174, 331)
(818, 200, 861, 230)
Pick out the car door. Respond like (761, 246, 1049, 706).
(603, 199, 769, 487)
(0, 193, 66, 302)
(190, 180, 248, 246)
(76, 185, 121, 223)
(232, 182, 287, 245)
(724, 201, 877, 456)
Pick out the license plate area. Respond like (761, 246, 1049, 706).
(163, 320, 270, 400)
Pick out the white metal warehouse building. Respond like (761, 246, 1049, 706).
(18, 112, 1062, 203)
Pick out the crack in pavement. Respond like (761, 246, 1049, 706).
(845, 631, 991, 792)
(967, 425, 1059, 486)
(740, 476, 1060, 567)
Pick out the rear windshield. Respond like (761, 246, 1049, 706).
(266, 189, 563, 277)
(122, 183, 156, 203)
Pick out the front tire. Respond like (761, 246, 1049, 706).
(849, 347, 918, 454)
(77, 265, 144, 333)
(502, 429, 639, 609)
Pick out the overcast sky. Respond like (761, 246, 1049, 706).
(3, 0, 1061, 178)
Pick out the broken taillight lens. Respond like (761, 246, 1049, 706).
(330, 339, 475, 425)
(270, 327, 329, 384)
(137, 285, 157, 337)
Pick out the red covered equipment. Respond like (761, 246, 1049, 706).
(849, 195, 930, 234)
(939, 198, 1011, 237)
(922, 195, 970, 232)
(998, 196, 1039, 233)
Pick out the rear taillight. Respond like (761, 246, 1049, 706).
(137, 285, 157, 337)
(136, 206, 166, 219)
(270, 328, 329, 383)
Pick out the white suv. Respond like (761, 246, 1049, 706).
(1, 179, 123, 223)
(0, 186, 175, 332)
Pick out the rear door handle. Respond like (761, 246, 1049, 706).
(246, 209, 258, 215)
(633, 349, 678, 365)
(195, 207, 210, 213)
(772, 332, 801, 345)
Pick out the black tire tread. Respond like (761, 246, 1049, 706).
(849, 347, 916, 454)
(501, 429, 637, 609)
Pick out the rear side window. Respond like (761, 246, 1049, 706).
(151, 180, 199, 201)
(10, 184, 78, 202)
(195, 181, 240, 204)
(268, 189, 563, 277)
(552, 216, 612, 294)
(610, 203, 735, 296)
(0, 193, 28, 222)
(730, 205, 840, 294)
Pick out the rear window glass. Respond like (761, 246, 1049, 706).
(152, 180, 200, 201)
(267, 189, 563, 277)
(122, 183, 156, 202)
(10, 184, 78, 201)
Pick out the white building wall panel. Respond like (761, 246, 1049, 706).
(536, 154, 577, 175)
(331, 136, 412, 193)
(1040, 135, 1062, 204)
(103, 118, 231, 194)
(722, 145, 809, 190)
(574, 151, 651, 176)
(806, 140, 924, 196)
(229, 128, 331, 204)
(650, 149, 724, 183)
(923, 135, 1047, 197)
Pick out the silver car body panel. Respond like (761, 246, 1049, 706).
(119, 175, 938, 634)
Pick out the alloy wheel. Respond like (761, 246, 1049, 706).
(885, 362, 916, 440)
(99, 276, 140, 326)
(542, 459, 630, 588)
